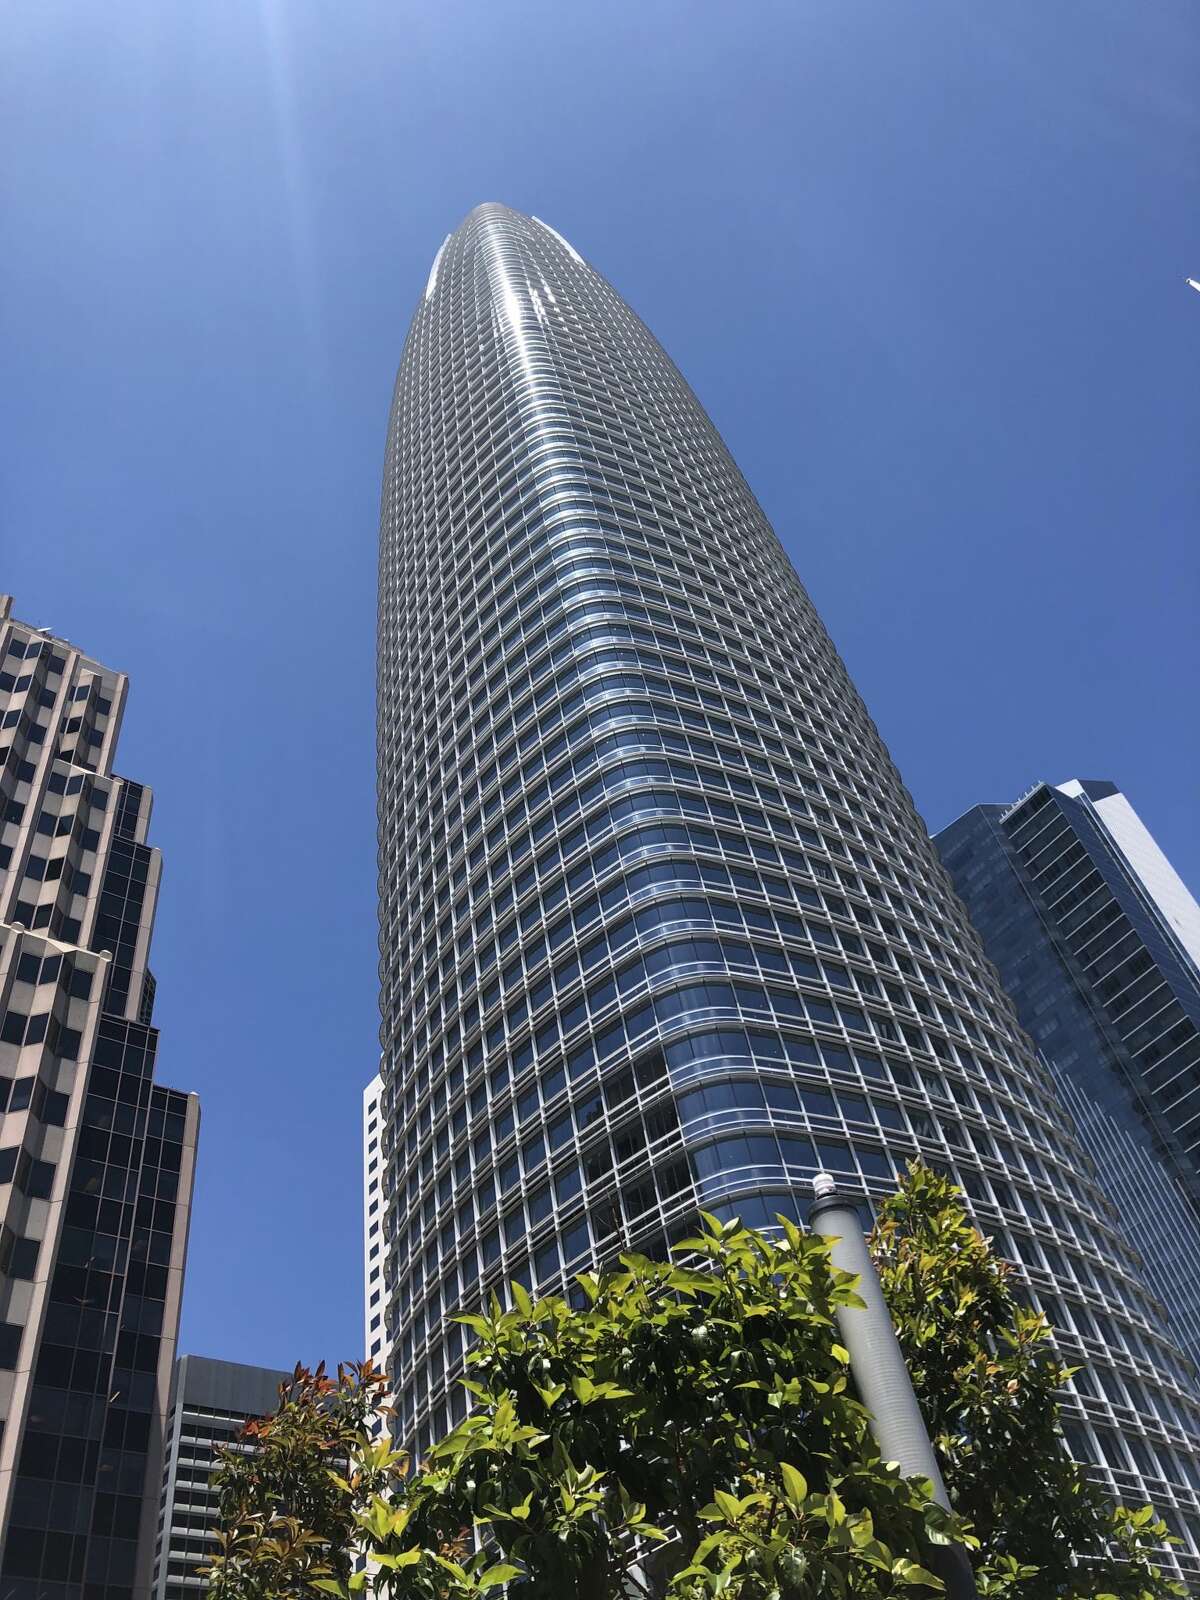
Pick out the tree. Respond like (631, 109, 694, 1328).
(376, 1210, 963, 1600)
(205, 1166, 1183, 1600)
(204, 1360, 404, 1599)
(870, 1162, 1182, 1600)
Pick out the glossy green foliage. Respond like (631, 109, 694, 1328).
(872, 1163, 1182, 1600)
(373, 1208, 965, 1600)
(207, 1167, 1183, 1600)
(203, 1360, 404, 1599)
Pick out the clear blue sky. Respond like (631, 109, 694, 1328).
(2, 0, 1197, 1371)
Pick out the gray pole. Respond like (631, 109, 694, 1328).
(807, 1173, 978, 1599)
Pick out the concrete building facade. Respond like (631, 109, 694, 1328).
(363, 1072, 392, 1384)
(0, 594, 199, 1600)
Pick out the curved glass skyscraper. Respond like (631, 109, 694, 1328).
(376, 204, 1200, 1569)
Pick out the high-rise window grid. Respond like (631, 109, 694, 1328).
(0, 596, 199, 1600)
(936, 782, 1200, 1371)
(152, 1357, 289, 1600)
(1002, 788, 1200, 1165)
(373, 210, 1200, 1574)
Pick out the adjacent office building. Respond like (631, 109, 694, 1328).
(371, 206, 1200, 1569)
(936, 779, 1200, 1365)
(0, 595, 199, 1600)
(151, 1354, 289, 1600)
(363, 1072, 392, 1386)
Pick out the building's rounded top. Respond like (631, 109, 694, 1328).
(459, 201, 523, 229)
(433, 206, 585, 270)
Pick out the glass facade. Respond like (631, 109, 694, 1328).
(936, 782, 1200, 1367)
(0, 595, 199, 1600)
(374, 208, 1200, 1573)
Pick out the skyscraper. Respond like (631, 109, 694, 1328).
(373, 207, 1200, 1568)
(0, 595, 199, 1600)
(936, 779, 1200, 1365)
(151, 1355, 289, 1600)
(363, 1072, 392, 1382)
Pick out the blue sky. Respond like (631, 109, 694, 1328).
(2, 0, 1197, 1371)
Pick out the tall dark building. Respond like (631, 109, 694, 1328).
(151, 1355, 289, 1600)
(936, 779, 1200, 1365)
(0, 596, 199, 1600)
(373, 207, 1200, 1570)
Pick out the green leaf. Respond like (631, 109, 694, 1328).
(370, 1549, 423, 1570)
(479, 1564, 524, 1590)
(713, 1488, 742, 1521)
(510, 1280, 533, 1318)
(780, 1462, 808, 1508)
(670, 1235, 710, 1255)
(892, 1559, 944, 1588)
(432, 1555, 469, 1582)
(455, 1313, 492, 1336)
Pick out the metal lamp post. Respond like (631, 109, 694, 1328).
(807, 1172, 978, 1599)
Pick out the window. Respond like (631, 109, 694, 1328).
(0, 1322, 23, 1369)
(0, 1012, 25, 1045)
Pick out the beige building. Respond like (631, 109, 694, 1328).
(0, 594, 199, 1600)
